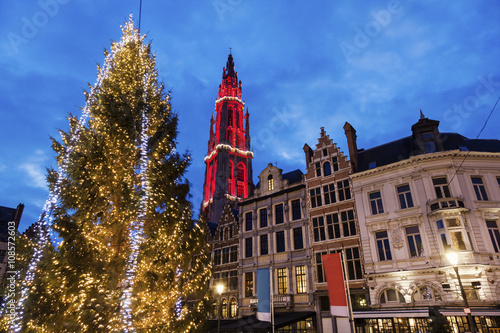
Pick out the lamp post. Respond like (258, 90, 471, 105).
(216, 284, 224, 333)
(446, 251, 477, 333)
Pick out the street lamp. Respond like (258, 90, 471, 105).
(217, 284, 224, 333)
(446, 250, 477, 333)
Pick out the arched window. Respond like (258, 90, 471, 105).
(228, 160, 234, 196)
(412, 286, 441, 302)
(268, 175, 274, 191)
(235, 109, 240, 129)
(380, 288, 406, 304)
(221, 298, 228, 318)
(323, 162, 331, 176)
(237, 164, 246, 197)
(212, 300, 218, 318)
(230, 298, 238, 318)
(227, 127, 233, 143)
(223, 227, 229, 240)
(228, 107, 233, 127)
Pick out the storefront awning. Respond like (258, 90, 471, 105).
(439, 308, 500, 317)
(353, 309, 429, 319)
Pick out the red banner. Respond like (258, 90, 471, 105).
(322, 253, 349, 317)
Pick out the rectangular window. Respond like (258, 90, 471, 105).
(214, 249, 221, 266)
(277, 268, 288, 294)
(275, 203, 284, 224)
(260, 208, 268, 228)
(397, 184, 414, 209)
(312, 217, 326, 242)
(326, 213, 341, 239)
(422, 131, 437, 153)
(245, 237, 253, 258)
(471, 176, 489, 201)
(433, 177, 451, 198)
(245, 272, 253, 297)
(276, 231, 285, 252)
(332, 156, 339, 172)
(229, 270, 238, 291)
(406, 226, 423, 257)
(341, 210, 356, 237)
(369, 191, 384, 215)
(376, 231, 392, 261)
(293, 227, 303, 250)
(497, 177, 500, 189)
(316, 252, 327, 283)
(222, 247, 229, 264)
(260, 234, 268, 255)
(345, 247, 363, 280)
(230, 246, 238, 262)
(337, 179, 351, 201)
(310, 187, 322, 208)
(291, 199, 301, 220)
(245, 211, 253, 231)
(295, 265, 307, 294)
(323, 183, 336, 205)
(315, 162, 321, 177)
(486, 220, 500, 253)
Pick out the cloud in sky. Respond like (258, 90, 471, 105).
(1, 1, 499, 232)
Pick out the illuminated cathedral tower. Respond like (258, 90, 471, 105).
(202, 54, 254, 223)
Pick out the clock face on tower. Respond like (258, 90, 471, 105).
(202, 54, 253, 223)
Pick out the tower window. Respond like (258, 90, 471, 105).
(268, 175, 274, 191)
(228, 107, 233, 127)
(422, 131, 437, 153)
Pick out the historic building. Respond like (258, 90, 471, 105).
(238, 164, 315, 328)
(303, 127, 368, 332)
(202, 53, 253, 224)
(347, 113, 500, 332)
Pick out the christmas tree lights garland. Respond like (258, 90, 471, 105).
(119, 69, 151, 332)
(11, 20, 145, 332)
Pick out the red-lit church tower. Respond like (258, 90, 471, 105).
(202, 54, 253, 223)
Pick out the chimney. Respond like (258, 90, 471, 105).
(343, 122, 358, 170)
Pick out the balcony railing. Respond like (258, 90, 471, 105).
(428, 197, 467, 214)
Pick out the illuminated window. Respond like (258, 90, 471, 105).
(380, 289, 406, 304)
(310, 187, 322, 208)
(376, 231, 392, 261)
(436, 218, 468, 251)
(369, 191, 384, 215)
(212, 300, 218, 318)
(221, 298, 228, 318)
(406, 226, 424, 257)
(487, 220, 500, 253)
(323, 162, 331, 176)
(230, 298, 238, 318)
(267, 175, 274, 191)
(295, 266, 307, 294)
(397, 184, 414, 209)
(433, 177, 451, 198)
(323, 183, 336, 205)
(245, 272, 253, 297)
(471, 176, 488, 201)
(277, 268, 288, 294)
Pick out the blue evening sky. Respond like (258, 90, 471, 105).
(1, 1, 499, 232)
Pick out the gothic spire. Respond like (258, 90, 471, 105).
(225, 53, 236, 78)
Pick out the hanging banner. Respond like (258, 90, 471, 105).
(322, 253, 349, 317)
(256, 268, 271, 322)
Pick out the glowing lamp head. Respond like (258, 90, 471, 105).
(446, 250, 458, 266)
(216, 284, 224, 295)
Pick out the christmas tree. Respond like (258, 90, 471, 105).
(9, 17, 211, 332)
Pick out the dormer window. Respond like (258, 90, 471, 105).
(267, 175, 274, 191)
(422, 132, 437, 153)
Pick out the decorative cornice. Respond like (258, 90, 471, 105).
(204, 144, 254, 162)
(215, 96, 244, 105)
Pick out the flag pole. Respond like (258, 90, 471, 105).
(341, 250, 355, 333)
(270, 266, 275, 333)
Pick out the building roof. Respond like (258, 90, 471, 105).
(356, 133, 500, 172)
(254, 169, 303, 189)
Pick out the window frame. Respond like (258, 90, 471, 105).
(277, 268, 288, 294)
(406, 225, 424, 257)
(295, 265, 307, 294)
(291, 199, 301, 220)
(245, 211, 253, 231)
(375, 230, 392, 261)
(260, 234, 269, 255)
(245, 237, 253, 258)
(397, 184, 414, 209)
(293, 227, 304, 250)
(276, 230, 286, 253)
(260, 208, 268, 228)
(471, 176, 489, 201)
(433, 177, 451, 199)
(275, 203, 284, 224)
(369, 190, 384, 215)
